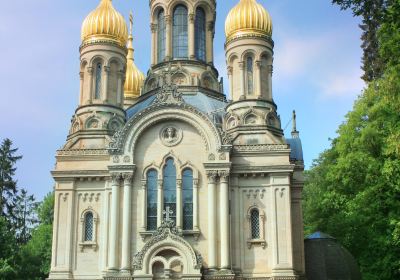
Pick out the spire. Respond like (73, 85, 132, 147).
(291, 110, 300, 138)
(127, 11, 134, 60)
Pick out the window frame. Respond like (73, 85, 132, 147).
(246, 206, 266, 249)
(79, 207, 99, 251)
(195, 7, 206, 61)
(172, 5, 189, 59)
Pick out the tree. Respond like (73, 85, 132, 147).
(0, 139, 22, 219)
(332, 0, 392, 81)
(15, 192, 54, 279)
(10, 189, 39, 245)
(304, 2, 400, 277)
(0, 217, 17, 279)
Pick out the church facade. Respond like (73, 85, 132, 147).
(49, 0, 305, 279)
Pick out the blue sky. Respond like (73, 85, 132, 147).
(0, 0, 363, 200)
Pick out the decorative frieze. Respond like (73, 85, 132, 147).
(78, 192, 101, 203)
(233, 144, 289, 153)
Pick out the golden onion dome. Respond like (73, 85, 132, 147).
(225, 0, 273, 42)
(124, 14, 145, 100)
(81, 0, 128, 47)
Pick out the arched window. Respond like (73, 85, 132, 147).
(157, 10, 166, 63)
(173, 5, 188, 59)
(195, 8, 206, 61)
(182, 169, 193, 230)
(250, 209, 260, 239)
(84, 212, 94, 241)
(147, 169, 158, 230)
(246, 56, 254, 95)
(163, 158, 177, 223)
(94, 62, 102, 99)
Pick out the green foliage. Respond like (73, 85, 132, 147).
(0, 217, 17, 279)
(0, 139, 22, 219)
(11, 189, 39, 245)
(304, 2, 400, 277)
(332, 0, 392, 81)
(16, 192, 54, 280)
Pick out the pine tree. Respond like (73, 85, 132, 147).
(332, 0, 391, 81)
(0, 139, 22, 219)
(10, 189, 39, 244)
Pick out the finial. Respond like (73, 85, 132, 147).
(291, 110, 299, 138)
(129, 11, 133, 36)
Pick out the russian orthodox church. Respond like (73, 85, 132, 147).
(49, 0, 305, 279)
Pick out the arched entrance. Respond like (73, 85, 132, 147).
(133, 221, 202, 280)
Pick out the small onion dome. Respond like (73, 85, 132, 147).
(81, 0, 128, 47)
(124, 13, 144, 100)
(225, 0, 273, 42)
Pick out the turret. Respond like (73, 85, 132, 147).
(224, 0, 283, 144)
(143, 0, 223, 95)
(67, 0, 128, 149)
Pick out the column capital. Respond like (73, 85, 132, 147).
(122, 172, 134, 185)
(79, 71, 84, 79)
(150, 23, 157, 33)
(110, 173, 121, 185)
(165, 15, 172, 24)
(176, 179, 182, 188)
(207, 21, 215, 32)
(188, 13, 195, 23)
(206, 170, 218, 183)
(219, 170, 230, 183)
(238, 61, 244, 70)
(255, 60, 262, 69)
(193, 178, 199, 187)
(87, 66, 94, 75)
(227, 66, 233, 75)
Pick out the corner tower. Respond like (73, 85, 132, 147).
(143, 0, 223, 94)
(68, 0, 128, 149)
(225, 0, 283, 145)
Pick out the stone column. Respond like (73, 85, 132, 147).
(102, 66, 110, 102)
(141, 179, 147, 231)
(176, 179, 182, 230)
(117, 70, 124, 106)
(108, 173, 121, 271)
(79, 71, 84, 105)
(193, 178, 199, 231)
(227, 66, 233, 99)
(219, 171, 230, 270)
(188, 13, 195, 59)
(121, 172, 134, 272)
(239, 62, 245, 100)
(207, 170, 218, 271)
(157, 179, 163, 227)
(165, 15, 172, 60)
(255, 61, 262, 99)
(151, 23, 157, 66)
(87, 67, 94, 104)
(206, 21, 214, 64)
(268, 65, 273, 100)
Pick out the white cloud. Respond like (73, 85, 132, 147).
(318, 68, 365, 98)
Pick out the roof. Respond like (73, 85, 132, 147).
(126, 91, 227, 124)
(305, 232, 362, 280)
(286, 137, 303, 162)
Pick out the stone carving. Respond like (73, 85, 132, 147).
(160, 126, 183, 147)
(244, 189, 266, 200)
(132, 220, 203, 270)
(208, 153, 216, 161)
(233, 144, 289, 153)
(79, 193, 101, 202)
(57, 149, 108, 156)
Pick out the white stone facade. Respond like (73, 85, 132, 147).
(49, 1, 305, 280)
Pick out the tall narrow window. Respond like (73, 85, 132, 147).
(173, 5, 188, 59)
(246, 56, 254, 95)
(84, 212, 94, 241)
(195, 8, 206, 61)
(157, 10, 166, 62)
(182, 169, 193, 230)
(147, 170, 158, 230)
(250, 209, 260, 239)
(163, 158, 177, 224)
(94, 63, 102, 99)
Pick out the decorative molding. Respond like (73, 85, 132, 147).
(133, 220, 203, 270)
(56, 149, 108, 156)
(233, 145, 289, 153)
(159, 126, 183, 147)
(78, 192, 101, 203)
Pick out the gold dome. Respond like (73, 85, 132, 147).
(81, 0, 128, 47)
(124, 14, 145, 99)
(225, 0, 273, 42)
